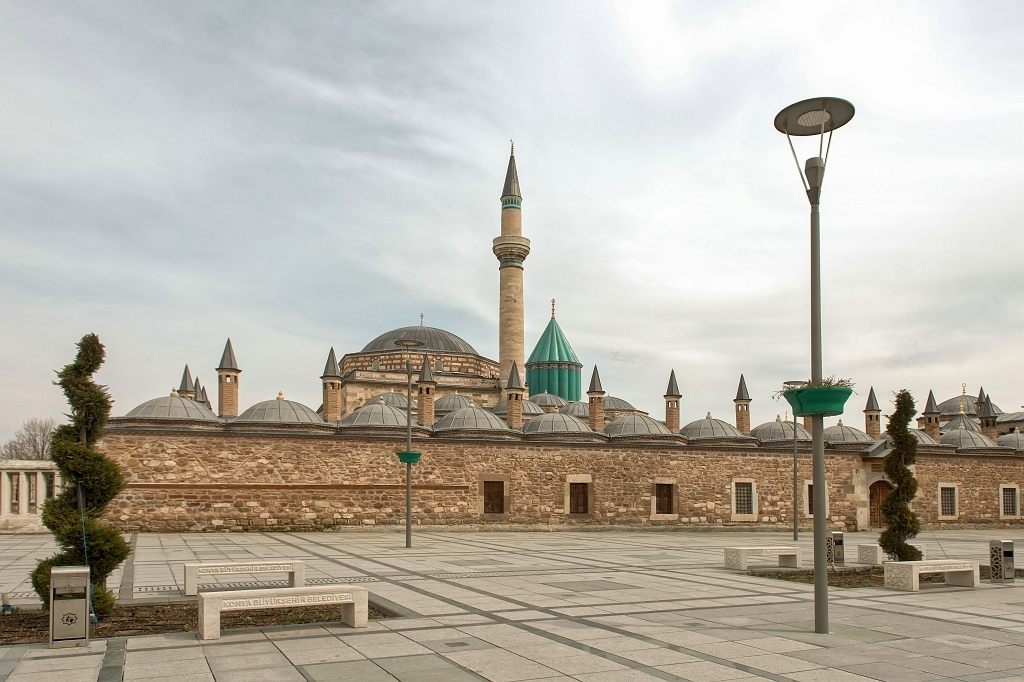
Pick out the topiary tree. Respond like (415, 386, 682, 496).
(879, 389, 923, 561)
(31, 334, 130, 618)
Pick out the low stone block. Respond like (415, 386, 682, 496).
(883, 560, 979, 592)
(856, 543, 925, 565)
(183, 561, 305, 596)
(724, 547, 801, 570)
(197, 585, 368, 640)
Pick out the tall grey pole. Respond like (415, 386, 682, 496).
(807, 157, 828, 634)
(405, 360, 413, 549)
(793, 412, 799, 541)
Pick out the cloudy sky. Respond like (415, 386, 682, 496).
(1, 1, 1022, 441)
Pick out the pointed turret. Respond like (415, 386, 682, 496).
(321, 347, 341, 379)
(664, 370, 681, 432)
(734, 374, 751, 435)
(216, 338, 241, 418)
(977, 386, 988, 408)
(192, 377, 203, 404)
(178, 365, 195, 399)
(587, 366, 605, 431)
(864, 386, 881, 439)
(416, 353, 436, 426)
(502, 143, 521, 199)
(979, 395, 999, 441)
(922, 389, 940, 440)
(321, 347, 342, 421)
(924, 390, 939, 414)
(505, 361, 525, 429)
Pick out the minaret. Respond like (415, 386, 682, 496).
(505, 361, 524, 429)
(734, 374, 751, 435)
(417, 354, 436, 426)
(587, 366, 605, 431)
(664, 370, 681, 433)
(864, 386, 881, 439)
(321, 347, 342, 422)
(216, 338, 241, 418)
(493, 143, 530, 399)
(922, 390, 940, 441)
(178, 365, 195, 400)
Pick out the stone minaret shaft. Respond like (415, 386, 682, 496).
(493, 145, 529, 400)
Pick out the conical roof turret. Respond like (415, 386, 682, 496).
(588, 366, 604, 394)
(665, 370, 681, 398)
(506, 361, 524, 391)
(218, 338, 239, 371)
(501, 143, 521, 198)
(417, 353, 435, 383)
(977, 386, 988, 405)
(321, 347, 341, 379)
(924, 390, 939, 414)
(527, 315, 580, 365)
(864, 387, 880, 412)
(179, 365, 194, 393)
(735, 374, 750, 401)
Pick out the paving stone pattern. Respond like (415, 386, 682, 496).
(2, 530, 1024, 681)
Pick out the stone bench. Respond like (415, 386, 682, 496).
(857, 543, 926, 565)
(883, 560, 979, 592)
(724, 547, 801, 570)
(184, 561, 305, 596)
(198, 585, 368, 640)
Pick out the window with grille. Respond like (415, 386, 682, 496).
(9, 474, 19, 513)
(570, 483, 589, 514)
(483, 481, 504, 514)
(1003, 487, 1019, 517)
(807, 484, 814, 516)
(655, 484, 673, 514)
(940, 486, 957, 517)
(734, 482, 753, 515)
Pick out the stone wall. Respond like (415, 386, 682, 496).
(914, 454, 1024, 525)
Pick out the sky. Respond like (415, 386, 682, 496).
(1, 1, 1022, 441)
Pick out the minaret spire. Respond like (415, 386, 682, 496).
(494, 145, 529, 398)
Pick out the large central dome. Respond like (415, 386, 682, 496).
(361, 326, 478, 355)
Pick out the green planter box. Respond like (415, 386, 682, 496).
(397, 451, 422, 464)
(783, 386, 853, 417)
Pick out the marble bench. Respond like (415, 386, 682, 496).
(883, 560, 979, 592)
(184, 561, 305, 596)
(857, 543, 926, 565)
(724, 547, 801, 570)
(198, 585, 368, 640)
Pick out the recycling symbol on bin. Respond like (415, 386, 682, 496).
(61, 612, 77, 626)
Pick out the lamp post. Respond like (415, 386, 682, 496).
(394, 338, 425, 548)
(783, 380, 807, 542)
(775, 97, 854, 635)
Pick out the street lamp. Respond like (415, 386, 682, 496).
(394, 338, 425, 548)
(775, 97, 855, 635)
(783, 380, 808, 542)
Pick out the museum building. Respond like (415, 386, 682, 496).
(92, 150, 1024, 534)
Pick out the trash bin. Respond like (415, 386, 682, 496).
(990, 540, 1014, 583)
(50, 566, 90, 648)
(826, 531, 845, 566)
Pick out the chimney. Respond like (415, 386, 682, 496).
(587, 366, 605, 431)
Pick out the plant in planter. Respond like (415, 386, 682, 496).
(30, 334, 130, 618)
(878, 389, 922, 561)
(778, 376, 855, 417)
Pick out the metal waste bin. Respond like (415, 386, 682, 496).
(50, 566, 90, 648)
(826, 531, 845, 566)
(990, 540, 1014, 583)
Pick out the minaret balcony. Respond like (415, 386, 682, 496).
(493, 236, 531, 262)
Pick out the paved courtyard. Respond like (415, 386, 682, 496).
(1, 529, 1023, 682)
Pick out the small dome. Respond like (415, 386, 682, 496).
(940, 427, 996, 449)
(523, 412, 593, 434)
(751, 416, 811, 443)
(604, 414, 672, 437)
(361, 326, 478, 355)
(363, 392, 417, 410)
(529, 392, 568, 407)
(823, 420, 872, 444)
(490, 400, 544, 416)
(680, 413, 745, 440)
(434, 406, 509, 431)
(603, 395, 636, 411)
(911, 428, 939, 445)
(125, 396, 219, 421)
(559, 401, 590, 418)
(435, 393, 474, 413)
(340, 403, 408, 427)
(998, 428, 1024, 452)
(940, 414, 980, 433)
(236, 398, 323, 424)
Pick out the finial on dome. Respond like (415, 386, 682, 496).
(420, 313, 424, 327)
(959, 422, 965, 430)
(551, 298, 555, 318)
(706, 411, 712, 419)
(775, 414, 781, 422)
(838, 419, 843, 426)
(510, 140, 514, 155)
(277, 391, 284, 401)
(784, 411, 788, 421)
(378, 397, 385, 405)
(171, 388, 179, 397)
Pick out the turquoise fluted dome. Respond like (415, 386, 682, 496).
(525, 312, 582, 401)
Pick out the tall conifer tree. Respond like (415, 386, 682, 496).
(879, 389, 923, 561)
(31, 334, 130, 617)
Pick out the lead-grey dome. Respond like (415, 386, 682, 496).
(559, 401, 589, 418)
(751, 417, 811, 443)
(435, 393, 474, 413)
(941, 427, 996, 449)
(604, 414, 672, 437)
(940, 414, 980, 433)
(936, 395, 1002, 417)
(911, 429, 939, 445)
(529, 392, 568, 407)
(125, 396, 219, 421)
(823, 420, 872, 444)
(680, 414, 744, 440)
(998, 429, 1024, 452)
(340, 403, 407, 427)
(490, 399, 544, 416)
(434, 406, 509, 431)
(603, 396, 636, 411)
(361, 326, 478, 355)
(236, 396, 323, 424)
(363, 392, 417, 410)
(523, 412, 593, 434)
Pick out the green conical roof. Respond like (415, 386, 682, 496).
(528, 316, 580, 364)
